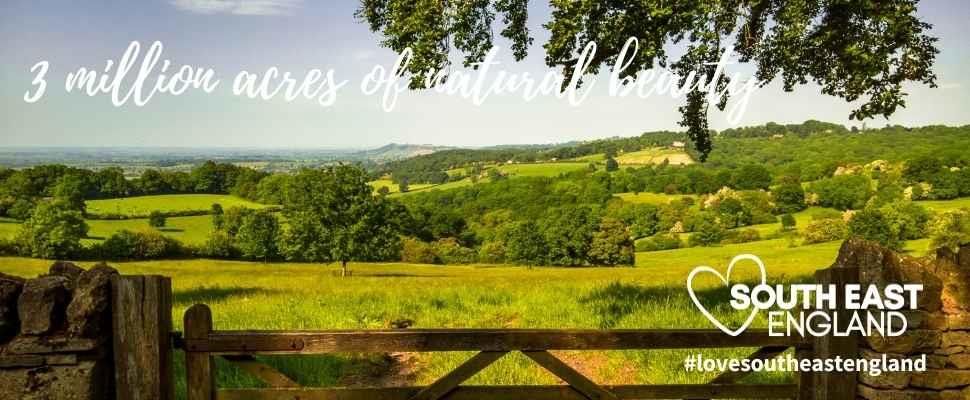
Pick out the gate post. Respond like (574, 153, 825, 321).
(185, 304, 215, 400)
(112, 275, 174, 400)
(813, 267, 859, 400)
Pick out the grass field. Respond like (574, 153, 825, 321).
(86, 194, 267, 216)
(3, 238, 834, 398)
(497, 162, 589, 177)
(615, 148, 693, 165)
(85, 215, 215, 245)
(615, 192, 697, 205)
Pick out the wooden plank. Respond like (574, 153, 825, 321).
(112, 275, 174, 400)
(186, 329, 804, 354)
(186, 304, 216, 400)
(813, 267, 859, 400)
(408, 351, 508, 400)
(217, 384, 799, 400)
(795, 345, 814, 400)
(0, 355, 44, 368)
(222, 355, 301, 388)
(523, 351, 618, 400)
(707, 346, 790, 384)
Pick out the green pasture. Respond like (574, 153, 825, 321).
(615, 148, 693, 165)
(497, 162, 589, 177)
(615, 192, 697, 205)
(3, 239, 837, 397)
(85, 215, 215, 245)
(86, 194, 266, 216)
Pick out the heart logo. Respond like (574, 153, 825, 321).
(686, 254, 767, 337)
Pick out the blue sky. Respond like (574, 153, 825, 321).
(1, 0, 968, 148)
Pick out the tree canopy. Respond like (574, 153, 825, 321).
(357, 0, 938, 160)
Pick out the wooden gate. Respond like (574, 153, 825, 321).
(118, 268, 857, 400)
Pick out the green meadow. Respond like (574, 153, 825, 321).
(496, 162, 589, 177)
(86, 194, 266, 216)
(1, 237, 839, 397)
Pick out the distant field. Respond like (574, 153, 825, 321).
(916, 197, 970, 213)
(368, 179, 435, 194)
(86, 194, 266, 216)
(615, 192, 697, 205)
(615, 148, 693, 165)
(0, 217, 19, 240)
(85, 215, 214, 245)
(497, 162, 589, 177)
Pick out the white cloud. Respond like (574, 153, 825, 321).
(171, 0, 303, 16)
(940, 83, 962, 90)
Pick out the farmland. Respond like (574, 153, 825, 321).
(86, 194, 267, 217)
(615, 148, 694, 165)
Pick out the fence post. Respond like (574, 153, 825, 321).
(813, 267, 859, 400)
(185, 304, 215, 400)
(112, 275, 174, 400)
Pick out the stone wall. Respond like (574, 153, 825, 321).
(832, 239, 970, 400)
(0, 261, 118, 400)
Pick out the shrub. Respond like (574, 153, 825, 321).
(928, 210, 970, 251)
(880, 201, 931, 241)
(802, 219, 848, 244)
(401, 237, 437, 264)
(780, 214, 797, 231)
(635, 233, 682, 252)
(15, 200, 88, 259)
(477, 241, 505, 264)
(688, 213, 725, 247)
(432, 238, 477, 264)
(721, 228, 761, 244)
(98, 230, 182, 260)
(848, 208, 901, 250)
(201, 231, 238, 259)
(8, 198, 35, 220)
(148, 211, 167, 228)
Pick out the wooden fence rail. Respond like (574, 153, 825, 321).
(109, 266, 860, 400)
(181, 303, 824, 400)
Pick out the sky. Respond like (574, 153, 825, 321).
(1, 0, 968, 149)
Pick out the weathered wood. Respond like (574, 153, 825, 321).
(222, 355, 300, 388)
(0, 354, 45, 368)
(408, 351, 508, 400)
(523, 351, 618, 400)
(707, 346, 790, 384)
(813, 267, 859, 400)
(112, 275, 174, 400)
(216, 384, 799, 400)
(186, 304, 216, 400)
(185, 328, 804, 354)
(795, 345, 815, 400)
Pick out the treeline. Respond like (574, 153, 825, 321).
(378, 131, 685, 184)
(0, 161, 277, 219)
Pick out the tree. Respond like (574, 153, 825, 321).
(211, 203, 225, 230)
(848, 208, 901, 250)
(357, 1, 938, 160)
(780, 214, 797, 231)
(540, 206, 597, 266)
(605, 157, 619, 172)
(52, 174, 89, 213)
(773, 183, 807, 214)
(502, 220, 546, 266)
(688, 212, 725, 247)
(148, 211, 167, 228)
(280, 165, 405, 276)
(732, 164, 772, 190)
(588, 218, 634, 266)
(928, 210, 970, 251)
(15, 200, 88, 259)
(235, 210, 281, 262)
